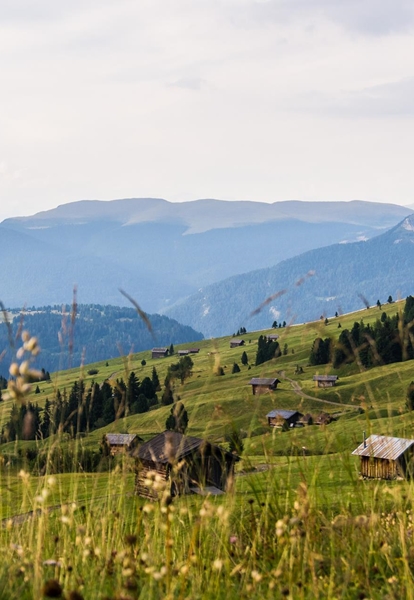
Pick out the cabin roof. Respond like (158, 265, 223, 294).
(152, 347, 168, 352)
(105, 433, 140, 446)
(134, 431, 239, 464)
(352, 434, 414, 460)
(266, 409, 300, 420)
(249, 378, 279, 386)
(267, 334, 279, 339)
(313, 375, 338, 381)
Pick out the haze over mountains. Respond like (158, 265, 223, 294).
(165, 214, 414, 337)
(0, 198, 411, 318)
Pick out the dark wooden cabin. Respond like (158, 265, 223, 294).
(230, 339, 245, 348)
(266, 409, 302, 429)
(352, 434, 414, 480)
(133, 431, 239, 499)
(105, 433, 142, 456)
(313, 375, 338, 388)
(249, 377, 281, 395)
(266, 334, 279, 342)
(152, 347, 169, 359)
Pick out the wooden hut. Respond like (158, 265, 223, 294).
(314, 412, 334, 426)
(266, 409, 302, 429)
(313, 375, 338, 388)
(133, 431, 239, 499)
(249, 377, 281, 395)
(297, 413, 313, 427)
(152, 347, 169, 359)
(189, 348, 200, 354)
(266, 334, 279, 342)
(352, 434, 414, 480)
(178, 350, 190, 356)
(105, 433, 142, 456)
(230, 339, 245, 348)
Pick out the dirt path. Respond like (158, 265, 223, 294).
(280, 372, 358, 411)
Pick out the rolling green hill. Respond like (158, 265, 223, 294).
(1, 299, 414, 598)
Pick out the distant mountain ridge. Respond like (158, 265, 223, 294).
(164, 214, 414, 337)
(0, 197, 411, 311)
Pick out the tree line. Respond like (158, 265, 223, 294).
(309, 295, 414, 369)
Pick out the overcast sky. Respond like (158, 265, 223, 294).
(1, 0, 414, 221)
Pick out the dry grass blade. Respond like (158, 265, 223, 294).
(358, 293, 370, 309)
(295, 270, 315, 287)
(250, 271, 316, 318)
(249, 289, 287, 317)
(0, 300, 14, 350)
(119, 288, 154, 338)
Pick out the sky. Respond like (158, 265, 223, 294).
(1, 0, 414, 221)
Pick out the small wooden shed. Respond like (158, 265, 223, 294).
(152, 347, 169, 359)
(189, 348, 200, 354)
(105, 433, 142, 455)
(133, 431, 239, 499)
(266, 409, 302, 429)
(352, 434, 414, 480)
(249, 377, 281, 395)
(230, 339, 245, 348)
(178, 350, 190, 356)
(266, 334, 279, 342)
(313, 375, 338, 388)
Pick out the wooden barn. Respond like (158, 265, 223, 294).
(249, 377, 281, 395)
(266, 409, 302, 429)
(133, 431, 239, 499)
(297, 413, 313, 427)
(189, 348, 200, 354)
(230, 339, 245, 348)
(152, 347, 169, 359)
(105, 433, 142, 456)
(352, 434, 414, 480)
(178, 350, 190, 356)
(313, 375, 338, 388)
(266, 334, 279, 342)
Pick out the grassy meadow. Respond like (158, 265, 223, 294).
(1, 299, 414, 598)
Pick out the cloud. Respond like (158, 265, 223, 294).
(235, 0, 414, 36)
(292, 77, 414, 118)
(168, 77, 207, 91)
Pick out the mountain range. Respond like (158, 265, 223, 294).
(165, 214, 414, 337)
(0, 198, 411, 314)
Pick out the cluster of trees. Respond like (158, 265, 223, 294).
(272, 320, 286, 329)
(309, 338, 332, 366)
(233, 327, 247, 336)
(1, 367, 162, 443)
(255, 335, 280, 366)
(309, 296, 414, 369)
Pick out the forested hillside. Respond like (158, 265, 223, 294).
(165, 214, 414, 336)
(0, 304, 203, 377)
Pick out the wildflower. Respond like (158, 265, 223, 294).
(213, 559, 223, 571)
(251, 570, 262, 583)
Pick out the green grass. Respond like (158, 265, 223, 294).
(1, 299, 414, 597)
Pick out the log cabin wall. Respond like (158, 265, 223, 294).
(135, 460, 169, 500)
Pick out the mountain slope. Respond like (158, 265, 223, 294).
(0, 198, 411, 310)
(164, 214, 414, 337)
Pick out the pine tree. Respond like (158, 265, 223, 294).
(152, 366, 161, 391)
(232, 363, 241, 374)
(241, 351, 248, 366)
(165, 402, 189, 434)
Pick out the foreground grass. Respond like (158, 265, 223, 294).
(1, 451, 414, 598)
